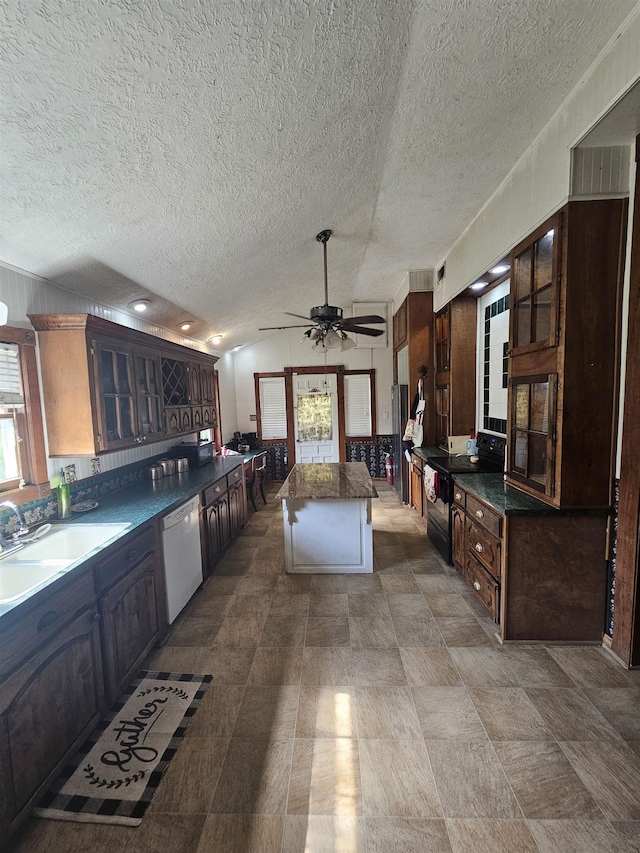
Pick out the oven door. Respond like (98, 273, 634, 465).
(425, 465, 452, 564)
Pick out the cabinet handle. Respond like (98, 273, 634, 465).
(126, 548, 138, 561)
(37, 611, 58, 631)
(475, 542, 484, 553)
(455, 492, 462, 500)
(91, 612, 101, 623)
(473, 581, 482, 591)
(475, 509, 484, 519)
(215, 485, 221, 493)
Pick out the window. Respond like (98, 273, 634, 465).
(0, 327, 49, 503)
(257, 376, 287, 440)
(344, 373, 372, 437)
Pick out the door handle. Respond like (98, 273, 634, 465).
(473, 581, 481, 591)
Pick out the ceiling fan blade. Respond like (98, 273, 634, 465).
(342, 325, 384, 337)
(258, 324, 314, 330)
(342, 314, 386, 326)
(283, 311, 312, 321)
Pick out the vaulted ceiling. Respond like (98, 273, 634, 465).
(1, 0, 637, 349)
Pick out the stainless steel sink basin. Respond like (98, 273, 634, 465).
(0, 523, 131, 604)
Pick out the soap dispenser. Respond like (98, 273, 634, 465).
(57, 468, 72, 519)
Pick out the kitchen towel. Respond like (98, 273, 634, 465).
(424, 467, 439, 503)
(33, 670, 212, 827)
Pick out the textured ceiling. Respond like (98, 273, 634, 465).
(1, 0, 637, 349)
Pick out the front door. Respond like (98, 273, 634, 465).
(294, 374, 339, 463)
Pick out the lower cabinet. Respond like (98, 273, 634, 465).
(202, 464, 247, 576)
(410, 454, 424, 516)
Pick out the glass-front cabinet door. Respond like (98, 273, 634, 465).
(508, 374, 556, 497)
(511, 212, 560, 354)
(134, 349, 163, 440)
(94, 340, 136, 450)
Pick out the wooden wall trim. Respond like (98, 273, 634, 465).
(612, 133, 640, 667)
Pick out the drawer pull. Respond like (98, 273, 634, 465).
(91, 612, 101, 623)
(475, 542, 484, 553)
(126, 548, 138, 561)
(455, 492, 462, 500)
(215, 485, 222, 493)
(37, 611, 58, 631)
(475, 509, 484, 519)
(473, 581, 482, 591)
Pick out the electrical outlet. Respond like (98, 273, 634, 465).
(90, 457, 101, 476)
(64, 463, 77, 483)
(249, 414, 257, 422)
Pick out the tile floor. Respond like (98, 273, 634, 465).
(10, 482, 640, 852)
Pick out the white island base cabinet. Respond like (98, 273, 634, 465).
(281, 497, 373, 573)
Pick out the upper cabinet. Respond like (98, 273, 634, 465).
(434, 296, 477, 450)
(29, 314, 219, 456)
(393, 292, 435, 447)
(506, 199, 627, 507)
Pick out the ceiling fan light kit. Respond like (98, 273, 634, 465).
(258, 229, 386, 348)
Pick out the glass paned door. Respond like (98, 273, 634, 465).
(135, 352, 163, 438)
(512, 219, 558, 352)
(95, 341, 136, 448)
(509, 375, 555, 495)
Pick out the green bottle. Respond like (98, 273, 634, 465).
(57, 468, 71, 519)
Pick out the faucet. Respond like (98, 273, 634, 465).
(0, 501, 29, 540)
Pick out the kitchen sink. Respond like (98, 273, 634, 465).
(0, 523, 131, 604)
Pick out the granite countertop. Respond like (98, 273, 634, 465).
(276, 462, 378, 501)
(0, 456, 244, 622)
(453, 472, 611, 517)
(411, 446, 448, 461)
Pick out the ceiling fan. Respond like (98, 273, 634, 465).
(258, 229, 386, 350)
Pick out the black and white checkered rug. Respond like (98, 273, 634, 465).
(33, 670, 212, 826)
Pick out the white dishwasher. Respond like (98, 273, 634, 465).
(161, 498, 203, 623)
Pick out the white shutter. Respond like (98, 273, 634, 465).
(259, 376, 287, 439)
(345, 374, 372, 437)
(0, 344, 24, 407)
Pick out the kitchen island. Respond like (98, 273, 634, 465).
(276, 462, 377, 573)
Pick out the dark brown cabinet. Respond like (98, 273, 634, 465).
(409, 453, 424, 516)
(506, 199, 627, 507)
(202, 464, 246, 576)
(434, 296, 477, 451)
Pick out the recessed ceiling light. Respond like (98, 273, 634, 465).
(470, 281, 488, 290)
(490, 264, 509, 275)
(232, 346, 241, 352)
(129, 299, 150, 312)
(210, 334, 223, 345)
(179, 321, 193, 331)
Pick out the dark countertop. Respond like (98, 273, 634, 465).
(453, 473, 611, 517)
(411, 446, 448, 461)
(276, 462, 378, 501)
(0, 456, 244, 622)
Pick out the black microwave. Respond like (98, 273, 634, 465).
(170, 441, 214, 468)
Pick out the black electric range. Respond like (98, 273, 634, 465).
(424, 432, 505, 563)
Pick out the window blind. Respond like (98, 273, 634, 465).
(345, 374, 372, 437)
(259, 377, 287, 439)
(0, 344, 24, 407)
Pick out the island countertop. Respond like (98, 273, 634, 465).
(276, 462, 378, 501)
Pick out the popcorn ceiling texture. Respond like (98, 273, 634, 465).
(1, 0, 635, 347)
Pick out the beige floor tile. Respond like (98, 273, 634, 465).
(275, 574, 314, 594)
(423, 594, 474, 617)
(226, 593, 273, 619)
(355, 686, 422, 739)
(269, 593, 310, 616)
(349, 614, 397, 648)
(185, 684, 245, 737)
(435, 616, 494, 647)
(392, 616, 444, 647)
(447, 647, 519, 687)
(308, 592, 348, 617)
(380, 574, 421, 594)
(400, 648, 462, 686)
(260, 614, 307, 646)
(351, 648, 407, 685)
(469, 687, 552, 740)
(210, 738, 294, 814)
(149, 736, 229, 814)
(296, 686, 358, 738)
(206, 576, 239, 595)
(287, 738, 363, 815)
(547, 646, 633, 687)
(310, 575, 348, 593)
(214, 616, 266, 648)
(630, 741, 640, 760)
(235, 576, 278, 595)
(560, 740, 640, 820)
(344, 574, 385, 594)
(248, 646, 304, 685)
(494, 740, 602, 819)
(583, 687, 640, 739)
(386, 593, 432, 618)
(415, 575, 458, 595)
(526, 688, 623, 741)
(366, 817, 451, 852)
(610, 820, 640, 852)
(426, 741, 521, 818)
(232, 685, 300, 738)
(412, 686, 487, 741)
(446, 818, 538, 853)
(147, 646, 255, 684)
(360, 739, 441, 817)
(347, 593, 390, 618)
(301, 647, 353, 685)
(501, 646, 576, 688)
(184, 588, 234, 619)
(283, 815, 366, 852)
(305, 616, 350, 646)
(528, 818, 632, 852)
(168, 616, 223, 647)
(197, 814, 284, 853)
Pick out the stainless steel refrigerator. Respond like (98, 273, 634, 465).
(391, 384, 409, 503)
